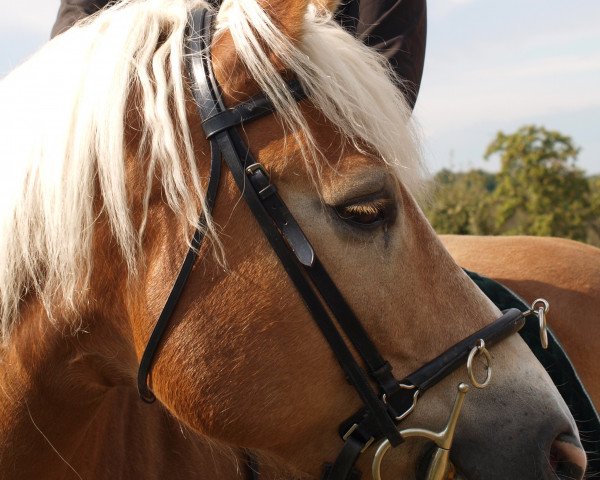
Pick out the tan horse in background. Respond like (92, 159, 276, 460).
(442, 235, 600, 407)
(0, 0, 588, 478)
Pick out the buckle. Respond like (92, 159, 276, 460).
(342, 423, 375, 453)
(382, 383, 420, 421)
(245, 162, 269, 179)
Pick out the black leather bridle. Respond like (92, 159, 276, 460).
(136, 8, 527, 480)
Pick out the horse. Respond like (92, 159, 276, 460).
(0, 0, 588, 479)
(441, 235, 600, 407)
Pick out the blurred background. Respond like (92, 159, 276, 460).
(1, 0, 599, 244)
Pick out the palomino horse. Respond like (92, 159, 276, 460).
(442, 235, 600, 407)
(0, 0, 587, 478)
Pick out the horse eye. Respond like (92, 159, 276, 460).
(334, 198, 391, 228)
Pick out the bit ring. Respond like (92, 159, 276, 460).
(467, 339, 492, 389)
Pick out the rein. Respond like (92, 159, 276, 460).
(136, 8, 537, 479)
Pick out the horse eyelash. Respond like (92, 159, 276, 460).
(340, 199, 390, 216)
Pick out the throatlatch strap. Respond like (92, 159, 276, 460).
(136, 142, 222, 402)
(136, 10, 225, 403)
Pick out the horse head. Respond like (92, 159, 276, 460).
(0, 0, 586, 478)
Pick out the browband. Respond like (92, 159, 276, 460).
(202, 79, 306, 139)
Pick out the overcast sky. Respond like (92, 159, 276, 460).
(1, 0, 599, 174)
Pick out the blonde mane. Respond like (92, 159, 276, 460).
(0, 0, 423, 342)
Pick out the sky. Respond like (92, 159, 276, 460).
(1, 0, 599, 175)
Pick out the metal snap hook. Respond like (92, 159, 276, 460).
(532, 298, 550, 349)
(467, 339, 492, 389)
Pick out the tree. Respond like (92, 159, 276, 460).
(588, 175, 600, 246)
(485, 125, 593, 241)
(426, 169, 496, 235)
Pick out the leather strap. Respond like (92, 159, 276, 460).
(136, 141, 222, 403)
(307, 257, 399, 396)
(202, 80, 306, 139)
(244, 451, 260, 480)
(346, 308, 526, 422)
(404, 307, 524, 392)
(136, 9, 225, 403)
(137, 8, 531, 480)
(194, 6, 403, 452)
(243, 157, 315, 267)
(322, 437, 363, 480)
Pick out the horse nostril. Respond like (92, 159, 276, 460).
(549, 433, 587, 480)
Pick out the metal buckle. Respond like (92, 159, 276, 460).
(245, 162, 269, 178)
(382, 383, 420, 421)
(342, 423, 375, 453)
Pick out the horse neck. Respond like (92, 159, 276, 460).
(0, 298, 245, 479)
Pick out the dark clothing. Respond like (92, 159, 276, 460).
(335, 0, 426, 109)
(51, 0, 111, 38)
(51, 0, 426, 109)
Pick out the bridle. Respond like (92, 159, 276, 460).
(136, 8, 532, 480)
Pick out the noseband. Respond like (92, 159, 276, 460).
(137, 8, 530, 479)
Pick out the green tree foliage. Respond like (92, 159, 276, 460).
(486, 125, 592, 241)
(588, 175, 600, 244)
(425, 125, 598, 245)
(427, 169, 496, 235)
